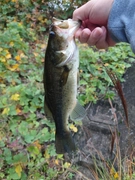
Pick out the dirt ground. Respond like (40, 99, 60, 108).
(69, 63, 135, 179)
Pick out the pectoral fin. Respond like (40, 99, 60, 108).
(56, 41, 76, 67)
(56, 50, 73, 67)
(70, 101, 86, 121)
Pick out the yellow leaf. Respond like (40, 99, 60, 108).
(55, 159, 59, 165)
(4, 50, 9, 54)
(104, 63, 109, 67)
(38, 15, 43, 21)
(63, 162, 71, 168)
(2, 107, 10, 115)
(33, 52, 39, 57)
(33, 140, 42, 150)
(18, 22, 22, 26)
(6, 53, 11, 59)
(97, 67, 102, 71)
(0, 48, 3, 52)
(15, 55, 21, 61)
(16, 107, 22, 114)
(12, 0, 17, 2)
(11, 93, 20, 101)
(0, 57, 6, 62)
(15, 164, 22, 178)
(8, 64, 19, 71)
(11, 80, 16, 85)
(99, 49, 106, 52)
(69, 124, 78, 132)
(44, 150, 50, 159)
(40, 44, 46, 49)
(9, 42, 14, 46)
(110, 168, 115, 175)
(114, 172, 119, 179)
(20, 53, 25, 58)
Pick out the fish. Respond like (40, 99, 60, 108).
(43, 18, 86, 154)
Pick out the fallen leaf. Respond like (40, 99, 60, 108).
(2, 107, 10, 115)
(15, 55, 21, 61)
(54, 159, 59, 165)
(7, 64, 19, 71)
(69, 124, 78, 132)
(6, 53, 11, 59)
(33, 140, 42, 150)
(11, 93, 20, 101)
(15, 164, 22, 178)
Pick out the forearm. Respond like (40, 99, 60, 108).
(108, 0, 135, 52)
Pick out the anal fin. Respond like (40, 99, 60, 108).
(70, 101, 86, 121)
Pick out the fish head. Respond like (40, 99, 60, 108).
(48, 17, 81, 51)
(52, 17, 80, 37)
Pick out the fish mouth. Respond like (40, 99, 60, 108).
(53, 18, 69, 29)
(52, 17, 81, 31)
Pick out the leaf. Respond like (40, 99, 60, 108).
(114, 172, 119, 179)
(27, 145, 40, 155)
(11, 93, 20, 101)
(54, 159, 59, 165)
(15, 164, 22, 178)
(33, 140, 42, 150)
(2, 107, 10, 115)
(69, 124, 78, 132)
(16, 107, 22, 114)
(7, 64, 19, 71)
(9, 42, 14, 46)
(0, 57, 6, 62)
(63, 162, 71, 169)
(6, 53, 11, 59)
(12, 0, 17, 3)
(15, 55, 21, 61)
(44, 150, 50, 160)
(33, 52, 39, 57)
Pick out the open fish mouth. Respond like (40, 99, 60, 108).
(52, 17, 81, 31)
(53, 18, 69, 29)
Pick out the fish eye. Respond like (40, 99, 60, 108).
(50, 31, 55, 36)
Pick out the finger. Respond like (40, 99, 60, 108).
(86, 27, 104, 46)
(95, 27, 116, 49)
(95, 26, 109, 49)
(79, 28, 91, 43)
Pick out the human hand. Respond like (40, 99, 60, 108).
(73, 0, 116, 49)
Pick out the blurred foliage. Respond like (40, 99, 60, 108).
(78, 43, 135, 105)
(0, 0, 135, 179)
(0, 0, 87, 33)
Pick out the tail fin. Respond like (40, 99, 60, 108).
(55, 132, 76, 154)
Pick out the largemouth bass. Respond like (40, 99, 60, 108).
(44, 18, 85, 154)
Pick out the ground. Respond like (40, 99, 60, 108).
(68, 62, 135, 179)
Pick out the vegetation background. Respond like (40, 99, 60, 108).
(0, 0, 135, 179)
